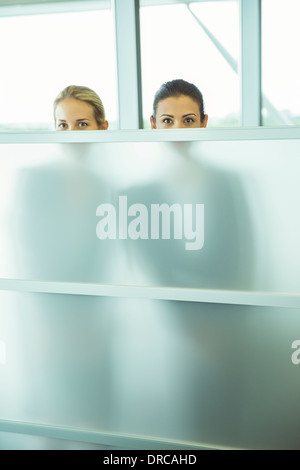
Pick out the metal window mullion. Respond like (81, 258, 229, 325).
(240, 0, 261, 126)
(113, 0, 143, 129)
(0, 1, 109, 17)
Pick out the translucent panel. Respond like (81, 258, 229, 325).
(0, 138, 300, 293)
(262, 0, 300, 126)
(140, 1, 239, 127)
(0, 432, 111, 450)
(1, 291, 300, 449)
(0, 3, 117, 130)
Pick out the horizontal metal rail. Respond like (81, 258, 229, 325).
(0, 279, 299, 309)
(0, 418, 235, 450)
(0, 127, 299, 144)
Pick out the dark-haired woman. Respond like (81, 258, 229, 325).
(150, 79, 208, 129)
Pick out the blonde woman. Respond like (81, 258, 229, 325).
(54, 85, 108, 131)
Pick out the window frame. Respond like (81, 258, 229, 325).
(0, 0, 293, 128)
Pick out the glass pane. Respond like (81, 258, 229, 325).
(0, 2, 118, 130)
(1, 137, 300, 293)
(140, 0, 239, 128)
(0, 432, 111, 450)
(1, 291, 300, 449)
(262, 0, 300, 126)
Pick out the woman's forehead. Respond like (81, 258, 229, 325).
(156, 95, 200, 115)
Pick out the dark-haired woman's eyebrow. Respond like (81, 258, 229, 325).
(182, 113, 197, 118)
(160, 113, 174, 118)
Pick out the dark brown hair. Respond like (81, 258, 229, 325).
(152, 79, 206, 123)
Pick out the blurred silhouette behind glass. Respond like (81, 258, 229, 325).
(1, 137, 300, 450)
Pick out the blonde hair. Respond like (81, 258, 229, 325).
(54, 85, 106, 128)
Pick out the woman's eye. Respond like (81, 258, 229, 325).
(184, 118, 194, 123)
(162, 118, 172, 124)
(78, 122, 88, 128)
(58, 123, 67, 128)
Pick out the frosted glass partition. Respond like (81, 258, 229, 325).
(0, 129, 300, 293)
(1, 128, 300, 450)
(1, 291, 300, 450)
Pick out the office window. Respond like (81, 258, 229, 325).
(140, 0, 239, 128)
(0, 1, 117, 130)
(261, 0, 300, 126)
